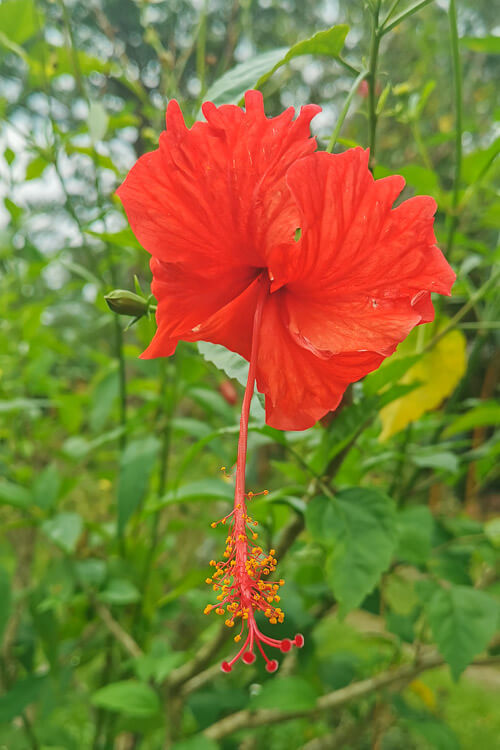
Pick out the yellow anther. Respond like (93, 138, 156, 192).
(205, 578, 212, 584)
(279, 579, 285, 586)
(215, 607, 225, 615)
(209, 560, 216, 567)
(274, 596, 280, 602)
(270, 617, 277, 625)
(270, 549, 275, 556)
(234, 634, 241, 643)
(217, 594, 223, 601)
(203, 605, 212, 614)
(252, 533, 258, 540)
(210, 522, 217, 528)
(267, 597, 274, 603)
(225, 619, 234, 627)
(220, 467, 226, 472)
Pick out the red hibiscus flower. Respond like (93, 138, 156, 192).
(117, 90, 455, 673)
(117, 90, 454, 430)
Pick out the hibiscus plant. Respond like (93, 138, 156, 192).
(0, 0, 499, 748)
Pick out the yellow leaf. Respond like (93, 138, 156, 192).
(378, 320, 467, 441)
(409, 679, 437, 711)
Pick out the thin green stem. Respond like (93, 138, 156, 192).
(56, 0, 129, 457)
(135, 358, 175, 633)
(326, 70, 368, 153)
(58, 0, 85, 97)
(446, 0, 463, 256)
(21, 713, 40, 750)
(114, 317, 127, 451)
(367, 3, 381, 164)
(335, 56, 361, 76)
(196, 0, 208, 98)
(380, 0, 434, 36)
(381, 0, 404, 28)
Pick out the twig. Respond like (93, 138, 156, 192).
(94, 602, 143, 659)
(203, 649, 498, 740)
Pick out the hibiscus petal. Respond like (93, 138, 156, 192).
(277, 150, 455, 355)
(118, 92, 321, 359)
(141, 258, 258, 359)
(256, 291, 385, 430)
(117, 93, 320, 268)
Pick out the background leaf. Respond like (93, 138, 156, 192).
(307, 488, 397, 615)
(117, 436, 160, 534)
(91, 680, 160, 717)
(379, 322, 467, 440)
(426, 585, 499, 680)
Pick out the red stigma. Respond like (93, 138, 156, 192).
(294, 633, 305, 648)
(266, 660, 279, 673)
(221, 661, 232, 673)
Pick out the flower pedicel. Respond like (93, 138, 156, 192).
(117, 90, 455, 672)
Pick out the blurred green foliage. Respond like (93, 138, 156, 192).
(0, 0, 499, 748)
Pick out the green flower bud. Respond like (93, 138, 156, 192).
(104, 289, 150, 317)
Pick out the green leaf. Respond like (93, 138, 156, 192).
(461, 36, 500, 54)
(99, 578, 140, 605)
(384, 573, 419, 615)
(253, 24, 349, 90)
(91, 680, 160, 718)
(375, 164, 439, 196)
(203, 48, 287, 107)
(32, 463, 61, 510)
(134, 641, 185, 684)
(88, 100, 109, 142)
(426, 585, 499, 680)
(443, 401, 500, 437)
(74, 558, 107, 588)
(90, 369, 119, 432)
(484, 518, 500, 548)
(249, 676, 318, 711)
(154, 479, 234, 510)
(0, 480, 31, 509)
(410, 451, 459, 473)
(197, 341, 248, 386)
(0, 675, 48, 723)
(307, 488, 397, 616)
(0, 567, 11, 641)
(25, 155, 48, 180)
(396, 506, 435, 565)
(309, 400, 375, 476)
(203, 24, 348, 107)
(172, 737, 219, 750)
(42, 512, 83, 554)
(0, 0, 38, 46)
(117, 436, 160, 534)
